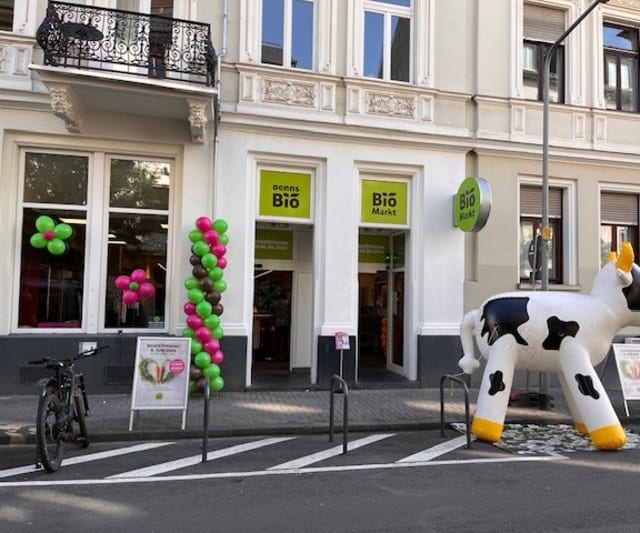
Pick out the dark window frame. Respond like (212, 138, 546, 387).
(523, 39, 565, 103)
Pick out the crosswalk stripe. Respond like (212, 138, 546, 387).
(0, 442, 173, 479)
(268, 433, 396, 470)
(395, 434, 475, 463)
(108, 437, 295, 478)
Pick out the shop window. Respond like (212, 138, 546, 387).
(522, 3, 565, 103)
(603, 23, 639, 112)
(363, 0, 411, 82)
(600, 191, 639, 266)
(519, 185, 563, 284)
(261, 0, 314, 70)
(0, 0, 13, 31)
(16, 150, 170, 332)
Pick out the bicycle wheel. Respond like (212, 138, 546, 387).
(73, 393, 89, 448)
(36, 388, 64, 472)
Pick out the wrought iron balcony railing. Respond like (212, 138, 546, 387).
(36, 1, 216, 87)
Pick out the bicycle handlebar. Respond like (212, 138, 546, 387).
(28, 345, 109, 366)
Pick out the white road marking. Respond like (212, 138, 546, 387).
(396, 435, 476, 463)
(268, 433, 395, 470)
(109, 437, 295, 478)
(0, 442, 173, 479)
(0, 454, 568, 487)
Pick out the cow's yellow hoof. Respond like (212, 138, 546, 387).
(575, 422, 588, 435)
(590, 424, 627, 451)
(471, 417, 503, 443)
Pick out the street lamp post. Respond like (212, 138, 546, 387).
(539, 0, 609, 407)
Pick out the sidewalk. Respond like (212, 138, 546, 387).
(7, 385, 634, 445)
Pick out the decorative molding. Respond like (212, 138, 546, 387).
(512, 106, 526, 134)
(319, 83, 335, 111)
(188, 100, 208, 144)
(262, 79, 316, 107)
(595, 115, 607, 143)
(366, 92, 415, 118)
(573, 113, 585, 141)
(419, 95, 434, 122)
(609, 0, 640, 9)
(48, 86, 82, 133)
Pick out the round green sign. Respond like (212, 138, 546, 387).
(454, 177, 492, 232)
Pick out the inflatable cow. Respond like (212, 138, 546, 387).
(458, 242, 640, 450)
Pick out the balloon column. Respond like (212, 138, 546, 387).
(182, 216, 229, 395)
(114, 269, 156, 306)
(30, 215, 73, 256)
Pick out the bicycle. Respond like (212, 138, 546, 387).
(28, 345, 109, 472)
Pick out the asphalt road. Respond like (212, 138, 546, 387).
(1, 430, 639, 532)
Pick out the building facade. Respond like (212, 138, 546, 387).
(1, 0, 640, 394)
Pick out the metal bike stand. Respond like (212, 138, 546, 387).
(439, 374, 472, 449)
(329, 374, 349, 455)
(202, 380, 210, 463)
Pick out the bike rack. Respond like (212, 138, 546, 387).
(329, 374, 349, 455)
(439, 374, 472, 449)
(202, 380, 210, 463)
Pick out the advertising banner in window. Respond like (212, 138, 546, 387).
(358, 234, 388, 263)
(255, 229, 294, 260)
(361, 179, 408, 226)
(258, 170, 312, 221)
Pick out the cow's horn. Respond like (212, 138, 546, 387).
(616, 242, 634, 273)
(608, 251, 617, 263)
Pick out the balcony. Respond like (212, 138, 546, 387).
(31, 1, 218, 142)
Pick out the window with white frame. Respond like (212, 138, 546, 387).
(16, 149, 170, 332)
(600, 191, 639, 267)
(261, 0, 314, 70)
(0, 0, 13, 31)
(363, 0, 411, 82)
(522, 3, 566, 103)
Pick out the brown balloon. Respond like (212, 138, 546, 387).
(205, 292, 221, 305)
(189, 254, 201, 266)
(200, 278, 214, 292)
(213, 303, 224, 316)
(190, 366, 202, 380)
(192, 265, 208, 278)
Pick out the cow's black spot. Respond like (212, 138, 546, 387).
(542, 316, 579, 350)
(488, 371, 506, 396)
(575, 374, 600, 400)
(622, 265, 640, 311)
(480, 297, 529, 346)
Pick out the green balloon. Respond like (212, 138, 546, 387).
(184, 276, 200, 290)
(30, 233, 47, 249)
(210, 375, 224, 392)
(54, 223, 73, 240)
(213, 219, 228, 234)
(189, 229, 204, 243)
(189, 380, 197, 393)
(192, 241, 210, 257)
(203, 314, 220, 330)
(208, 267, 224, 281)
(212, 326, 224, 339)
(35, 215, 55, 232)
(213, 280, 227, 293)
(196, 300, 212, 318)
(219, 234, 229, 245)
(201, 253, 217, 270)
(182, 327, 195, 338)
(187, 288, 205, 303)
(129, 281, 139, 291)
(194, 351, 211, 369)
(190, 340, 203, 354)
(202, 363, 220, 379)
(47, 239, 66, 256)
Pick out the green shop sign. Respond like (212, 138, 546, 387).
(358, 234, 388, 263)
(361, 179, 408, 226)
(259, 170, 312, 220)
(255, 229, 293, 260)
(453, 177, 492, 232)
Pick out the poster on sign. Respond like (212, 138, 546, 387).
(612, 343, 640, 416)
(129, 336, 191, 430)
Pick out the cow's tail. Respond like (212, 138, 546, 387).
(458, 309, 481, 375)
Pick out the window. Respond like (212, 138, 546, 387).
(519, 185, 563, 283)
(0, 0, 13, 31)
(600, 191, 639, 266)
(603, 23, 639, 112)
(261, 0, 314, 70)
(17, 150, 170, 332)
(522, 4, 565, 103)
(363, 0, 411, 82)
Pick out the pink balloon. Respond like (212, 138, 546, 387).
(115, 275, 130, 290)
(196, 216, 213, 232)
(195, 326, 212, 342)
(217, 257, 227, 269)
(203, 229, 220, 245)
(186, 314, 203, 329)
(122, 290, 139, 305)
(211, 350, 224, 365)
(212, 244, 227, 258)
(184, 302, 196, 315)
(139, 282, 155, 298)
(130, 269, 147, 284)
(204, 339, 220, 354)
